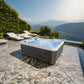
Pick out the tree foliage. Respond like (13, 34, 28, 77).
(0, 0, 31, 38)
(50, 31, 60, 39)
(82, 41, 84, 47)
(27, 24, 31, 31)
(29, 29, 39, 34)
(39, 26, 60, 39)
(0, 0, 19, 33)
(0, 33, 4, 39)
(39, 26, 51, 36)
(19, 18, 27, 33)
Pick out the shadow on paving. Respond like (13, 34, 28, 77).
(10, 49, 51, 68)
(78, 48, 84, 77)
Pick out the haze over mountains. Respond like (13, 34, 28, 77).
(31, 20, 67, 30)
(30, 20, 84, 41)
(37, 20, 67, 27)
(55, 22, 84, 41)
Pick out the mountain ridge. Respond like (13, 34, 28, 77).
(54, 22, 84, 41)
(31, 20, 84, 41)
(31, 20, 67, 30)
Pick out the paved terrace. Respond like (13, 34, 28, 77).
(0, 40, 84, 84)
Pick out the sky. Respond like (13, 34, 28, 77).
(5, 0, 84, 23)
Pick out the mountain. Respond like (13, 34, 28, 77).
(38, 20, 67, 27)
(31, 20, 84, 41)
(31, 25, 42, 30)
(60, 32, 84, 41)
(54, 22, 84, 41)
(31, 20, 67, 30)
(27, 21, 35, 25)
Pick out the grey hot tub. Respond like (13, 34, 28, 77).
(21, 38, 64, 64)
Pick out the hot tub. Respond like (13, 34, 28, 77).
(21, 38, 64, 64)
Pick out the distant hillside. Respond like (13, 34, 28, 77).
(31, 21, 84, 41)
(31, 25, 42, 30)
(38, 20, 67, 27)
(60, 32, 84, 41)
(31, 20, 67, 30)
(55, 22, 84, 41)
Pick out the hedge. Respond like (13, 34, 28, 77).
(19, 18, 27, 33)
(0, 0, 31, 38)
(0, 0, 19, 34)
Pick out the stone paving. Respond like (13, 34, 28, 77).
(0, 40, 84, 84)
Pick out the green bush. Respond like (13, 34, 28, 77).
(27, 24, 31, 31)
(39, 26, 51, 36)
(18, 18, 31, 33)
(0, 0, 19, 34)
(30, 30, 40, 34)
(82, 41, 84, 47)
(50, 31, 60, 39)
(19, 18, 27, 33)
(0, 0, 31, 37)
(0, 33, 4, 39)
(39, 26, 60, 39)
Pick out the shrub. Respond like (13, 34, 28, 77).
(39, 26, 51, 36)
(0, 33, 4, 39)
(49, 31, 60, 39)
(29, 30, 40, 34)
(18, 18, 31, 33)
(82, 41, 84, 47)
(0, 0, 31, 37)
(18, 18, 27, 33)
(27, 24, 31, 31)
(0, 0, 19, 34)
(39, 26, 60, 39)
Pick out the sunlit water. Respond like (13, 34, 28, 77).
(27, 40, 60, 48)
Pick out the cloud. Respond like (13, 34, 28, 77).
(22, 17, 34, 22)
(55, 0, 84, 22)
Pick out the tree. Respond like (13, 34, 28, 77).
(27, 24, 31, 31)
(82, 41, 84, 47)
(39, 26, 51, 36)
(50, 31, 60, 39)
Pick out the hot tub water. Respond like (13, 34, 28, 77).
(27, 40, 60, 48)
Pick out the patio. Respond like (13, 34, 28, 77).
(0, 40, 84, 84)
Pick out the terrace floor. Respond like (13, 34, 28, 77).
(0, 40, 84, 84)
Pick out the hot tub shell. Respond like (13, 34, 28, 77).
(21, 39, 64, 64)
